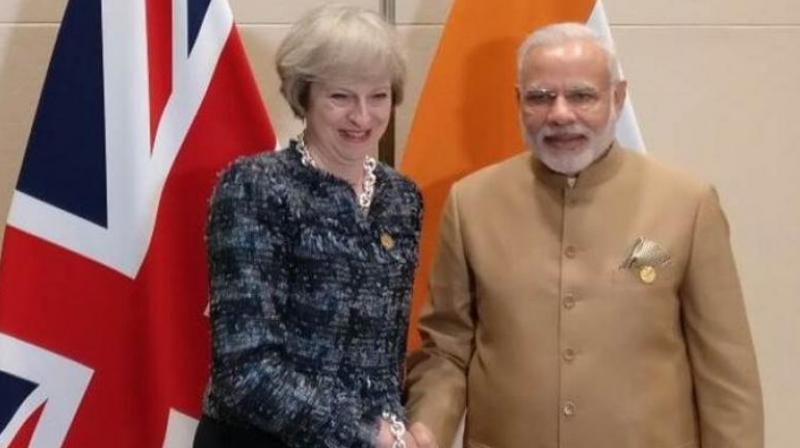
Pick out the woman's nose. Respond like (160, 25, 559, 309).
(348, 99, 370, 126)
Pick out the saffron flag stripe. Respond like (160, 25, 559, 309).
(401, 0, 597, 351)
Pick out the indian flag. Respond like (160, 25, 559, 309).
(402, 0, 645, 350)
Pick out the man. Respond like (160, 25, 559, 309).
(405, 23, 763, 448)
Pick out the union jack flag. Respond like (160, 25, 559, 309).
(0, 0, 274, 446)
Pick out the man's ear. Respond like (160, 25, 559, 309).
(613, 80, 627, 113)
(515, 85, 521, 106)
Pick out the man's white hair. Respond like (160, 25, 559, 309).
(516, 22, 621, 84)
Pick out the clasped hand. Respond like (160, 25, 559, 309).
(376, 420, 438, 448)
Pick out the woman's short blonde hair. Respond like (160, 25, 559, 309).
(276, 4, 407, 118)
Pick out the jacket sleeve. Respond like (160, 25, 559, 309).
(680, 186, 764, 447)
(206, 162, 376, 448)
(397, 185, 424, 387)
(405, 185, 474, 448)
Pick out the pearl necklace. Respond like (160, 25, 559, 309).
(294, 134, 377, 214)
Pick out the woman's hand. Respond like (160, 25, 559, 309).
(376, 419, 423, 448)
(375, 419, 395, 448)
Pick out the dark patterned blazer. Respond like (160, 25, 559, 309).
(200, 143, 422, 447)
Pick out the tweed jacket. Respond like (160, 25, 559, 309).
(405, 144, 763, 448)
(201, 144, 422, 447)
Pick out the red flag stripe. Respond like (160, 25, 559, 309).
(146, 0, 172, 149)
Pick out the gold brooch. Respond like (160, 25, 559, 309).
(620, 237, 671, 284)
(639, 265, 656, 284)
(380, 232, 395, 250)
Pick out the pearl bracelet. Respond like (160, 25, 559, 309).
(381, 410, 407, 448)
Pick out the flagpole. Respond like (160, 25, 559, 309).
(378, 0, 396, 166)
(380, 0, 395, 24)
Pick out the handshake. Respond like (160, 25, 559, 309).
(376, 419, 438, 448)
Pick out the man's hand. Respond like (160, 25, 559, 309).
(409, 421, 438, 448)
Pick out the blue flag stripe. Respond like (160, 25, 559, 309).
(188, 0, 212, 55)
(16, 0, 107, 227)
(0, 370, 39, 433)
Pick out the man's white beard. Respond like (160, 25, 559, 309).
(525, 110, 618, 176)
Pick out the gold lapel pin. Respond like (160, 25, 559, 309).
(380, 232, 395, 250)
(639, 265, 657, 284)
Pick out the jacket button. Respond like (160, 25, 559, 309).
(563, 401, 576, 417)
(563, 293, 576, 309)
(564, 246, 577, 258)
(563, 348, 576, 362)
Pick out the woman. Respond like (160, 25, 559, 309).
(194, 4, 427, 448)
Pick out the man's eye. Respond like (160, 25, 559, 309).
(525, 91, 553, 105)
(567, 91, 598, 104)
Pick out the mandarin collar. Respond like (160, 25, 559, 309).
(529, 141, 625, 190)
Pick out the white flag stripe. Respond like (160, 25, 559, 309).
(587, 0, 646, 152)
(0, 333, 93, 448)
(162, 409, 200, 448)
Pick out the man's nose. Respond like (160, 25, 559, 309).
(547, 95, 576, 126)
